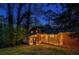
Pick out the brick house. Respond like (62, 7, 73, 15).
(28, 27, 79, 48)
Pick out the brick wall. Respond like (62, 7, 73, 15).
(29, 32, 79, 49)
(61, 32, 79, 48)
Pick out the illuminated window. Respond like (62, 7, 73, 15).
(36, 30, 38, 33)
(31, 31, 33, 34)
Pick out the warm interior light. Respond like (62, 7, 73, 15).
(31, 31, 33, 34)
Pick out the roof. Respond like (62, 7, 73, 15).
(28, 26, 74, 36)
(28, 26, 41, 35)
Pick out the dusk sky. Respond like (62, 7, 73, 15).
(0, 4, 67, 25)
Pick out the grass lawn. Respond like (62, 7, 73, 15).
(0, 44, 79, 55)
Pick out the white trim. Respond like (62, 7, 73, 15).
(0, 0, 79, 3)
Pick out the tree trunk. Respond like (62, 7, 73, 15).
(8, 4, 15, 46)
(16, 4, 23, 44)
(26, 4, 31, 45)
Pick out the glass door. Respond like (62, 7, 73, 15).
(33, 37, 36, 45)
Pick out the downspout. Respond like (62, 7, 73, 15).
(60, 32, 63, 46)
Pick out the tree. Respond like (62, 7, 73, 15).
(0, 16, 3, 46)
(7, 4, 15, 46)
(49, 4, 79, 39)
